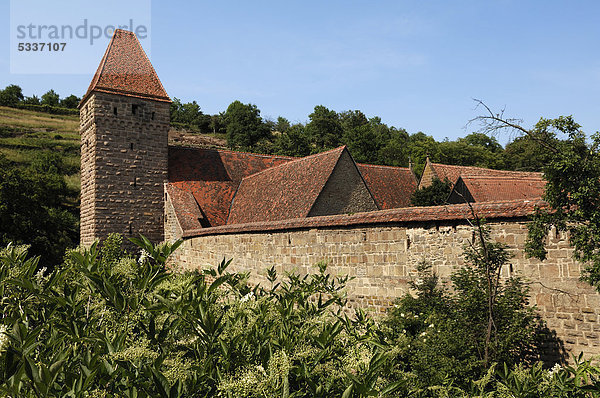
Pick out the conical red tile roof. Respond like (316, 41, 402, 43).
(82, 29, 170, 104)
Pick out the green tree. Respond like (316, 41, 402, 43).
(378, 127, 410, 167)
(0, 153, 78, 266)
(459, 132, 503, 153)
(305, 105, 344, 151)
(273, 116, 291, 133)
(0, 84, 24, 106)
(385, 222, 556, 388)
(41, 89, 60, 106)
(273, 124, 311, 157)
(22, 95, 40, 105)
(224, 100, 271, 150)
(502, 135, 556, 171)
(406, 132, 440, 175)
(472, 103, 600, 291)
(410, 177, 452, 206)
(60, 94, 80, 109)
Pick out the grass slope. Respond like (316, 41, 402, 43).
(0, 106, 80, 191)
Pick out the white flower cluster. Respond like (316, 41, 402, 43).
(240, 292, 255, 303)
(0, 324, 9, 352)
(138, 249, 150, 264)
(548, 363, 562, 377)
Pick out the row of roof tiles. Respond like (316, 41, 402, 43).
(168, 146, 418, 230)
(182, 199, 547, 238)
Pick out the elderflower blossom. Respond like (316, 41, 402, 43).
(548, 363, 562, 377)
(138, 249, 150, 264)
(240, 292, 254, 303)
(0, 324, 9, 352)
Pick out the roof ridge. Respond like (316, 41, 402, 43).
(433, 162, 540, 174)
(80, 30, 115, 106)
(237, 146, 346, 183)
(183, 198, 547, 238)
(131, 28, 170, 101)
(461, 174, 543, 179)
(357, 163, 411, 171)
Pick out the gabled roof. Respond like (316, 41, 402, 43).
(227, 146, 348, 224)
(166, 184, 205, 231)
(451, 175, 545, 203)
(81, 29, 170, 105)
(168, 147, 293, 227)
(419, 158, 542, 189)
(358, 164, 418, 209)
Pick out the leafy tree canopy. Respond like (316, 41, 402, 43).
(224, 100, 271, 150)
(0, 84, 24, 107)
(410, 177, 452, 206)
(41, 89, 60, 107)
(60, 94, 80, 109)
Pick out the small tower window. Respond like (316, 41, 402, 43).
(113, 106, 117, 116)
(132, 104, 139, 115)
(151, 111, 155, 120)
(130, 142, 134, 150)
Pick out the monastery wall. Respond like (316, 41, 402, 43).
(167, 201, 600, 357)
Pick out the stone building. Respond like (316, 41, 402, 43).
(81, 30, 600, 356)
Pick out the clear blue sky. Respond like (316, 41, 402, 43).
(2, 1, 600, 145)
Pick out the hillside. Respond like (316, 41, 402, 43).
(0, 106, 227, 192)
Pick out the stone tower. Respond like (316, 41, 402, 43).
(79, 29, 171, 247)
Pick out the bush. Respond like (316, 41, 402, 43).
(0, 235, 409, 397)
(384, 223, 565, 389)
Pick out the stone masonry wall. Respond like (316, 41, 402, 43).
(80, 92, 170, 247)
(170, 219, 600, 357)
(309, 150, 379, 216)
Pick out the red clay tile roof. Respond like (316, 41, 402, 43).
(82, 29, 170, 105)
(166, 184, 205, 231)
(458, 175, 545, 202)
(429, 162, 541, 188)
(227, 146, 347, 224)
(358, 164, 417, 209)
(182, 199, 547, 238)
(168, 146, 293, 227)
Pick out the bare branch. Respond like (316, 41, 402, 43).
(467, 99, 559, 154)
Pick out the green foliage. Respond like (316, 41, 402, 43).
(0, 85, 24, 107)
(224, 100, 271, 150)
(170, 98, 212, 132)
(502, 135, 556, 172)
(41, 89, 60, 107)
(410, 177, 452, 206)
(60, 94, 80, 109)
(21, 95, 40, 105)
(305, 105, 344, 150)
(384, 223, 561, 390)
(520, 117, 600, 290)
(273, 124, 311, 157)
(0, 231, 592, 397)
(0, 236, 410, 397)
(0, 152, 78, 267)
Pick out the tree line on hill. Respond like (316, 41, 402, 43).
(0, 84, 552, 174)
(171, 97, 552, 174)
(0, 84, 80, 115)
